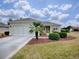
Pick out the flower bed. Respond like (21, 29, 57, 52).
(28, 36, 75, 45)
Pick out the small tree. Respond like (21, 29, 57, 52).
(29, 21, 44, 40)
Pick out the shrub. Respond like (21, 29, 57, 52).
(48, 33, 60, 40)
(29, 29, 33, 33)
(61, 29, 69, 32)
(59, 32, 67, 38)
(5, 31, 9, 36)
(53, 32, 59, 33)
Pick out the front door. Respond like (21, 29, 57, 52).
(45, 26, 50, 33)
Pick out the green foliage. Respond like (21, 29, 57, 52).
(29, 29, 33, 33)
(61, 29, 69, 32)
(33, 22, 41, 27)
(66, 26, 72, 30)
(49, 33, 60, 40)
(29, 21, 44, 32)
(53, 32, 59, 33)
(29, 21, 44, 40)
(59, 32, 67, 38)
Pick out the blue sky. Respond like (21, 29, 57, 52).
(0, 0, 79, 27)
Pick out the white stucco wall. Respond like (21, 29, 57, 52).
(9, 21, 34, 36)
(42, 22, 61, 33)
(9, 20, 61, 36)
(50, 25, 61, 32)
(52, 25, 61, 32)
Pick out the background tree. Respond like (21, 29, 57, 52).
(66, 26, 72, 30)
(8, 18, 13, 25)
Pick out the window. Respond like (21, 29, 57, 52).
(55, 28, 58, 30)
(53, 28, 58, 30)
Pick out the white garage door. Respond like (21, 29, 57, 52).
(10, 24, 31, 36)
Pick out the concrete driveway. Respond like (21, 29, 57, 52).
(0, 35, 34, 59)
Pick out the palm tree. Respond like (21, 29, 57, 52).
(29, 21, 44, 40)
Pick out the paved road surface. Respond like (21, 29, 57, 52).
(0, 35, 33, 59)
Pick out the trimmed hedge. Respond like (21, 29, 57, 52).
(49, 33, 60, 40)
(53, 32, 59, 33)
(59, 32, 67, 38)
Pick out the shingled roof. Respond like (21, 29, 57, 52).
(10, 18, 61, 26)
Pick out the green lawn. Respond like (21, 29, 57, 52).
(12, 32, 79, 59)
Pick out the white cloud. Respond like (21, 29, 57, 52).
(1, 0, 45, 20)
(74, 14, 79, 22)
(14, 0, 31, 11)
(1, 0, 71, 24)
(50, 11, 61, 17)
(66, 20, 79, 26)
(47, 4, 72, 11)
(14, 0, 45, 17)
(3, 0, 71, 20)
(59, 4, 72, 10)
(75, 14, 79, 19)
(48, 5, 53, 9)
(48, 5, 58, 9)
(0, 9, 12, 16)
(3, 0, 17, 3)
(58, 14, 69, 20)
(0, 9, 25, 18)
(30, 8, 45, 17)
(42, 8, 50, 16)
(13, 1, 70, 20)
(49, 11, 69, 20)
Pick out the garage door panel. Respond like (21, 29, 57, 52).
(10, 24, 31, 36)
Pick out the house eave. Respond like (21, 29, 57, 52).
(9, 18, 61, 26)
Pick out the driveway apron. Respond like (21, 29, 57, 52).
(0, 35, 33, 59)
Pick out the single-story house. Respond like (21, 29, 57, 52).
(0, 22, 9, 33)
(9, 18, 61, 36)
(70, 26, 79, 31)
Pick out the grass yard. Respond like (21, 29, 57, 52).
(11, 32, 79, 59)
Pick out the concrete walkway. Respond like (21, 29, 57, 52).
(0, 35, 34, 59)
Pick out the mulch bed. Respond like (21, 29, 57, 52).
(28, 36, 76, 45)
(28, 37, 52, 45)
(0, 35, 9, 38)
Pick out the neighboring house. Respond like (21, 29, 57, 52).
(9, 18, 61, 36)
(71, 26, 79, 31)
(65, 26, 79, 32)
(0, 22, 9, 33)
